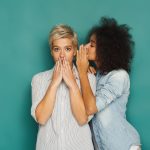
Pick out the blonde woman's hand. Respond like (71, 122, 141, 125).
(51, 59, 63, 87)
(62, 58, 76, 89)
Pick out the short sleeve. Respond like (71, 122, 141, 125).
(96, 70, 130, 112)
(31, 74, 46, 122)
(87, 73, 96, 122)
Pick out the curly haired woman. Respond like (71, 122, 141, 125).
(77, 17, 141, 150)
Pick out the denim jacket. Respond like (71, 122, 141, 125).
(91, 69, 141, 150)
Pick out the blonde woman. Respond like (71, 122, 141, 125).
(31, 24, 96, 150)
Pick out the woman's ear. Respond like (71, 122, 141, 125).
(74, 49, 77, 56)
(50, 50, 53, 56)
(50, 44, 53, 56)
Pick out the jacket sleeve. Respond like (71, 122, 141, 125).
(96, 70, 130, 112)
(87, 73, 96, 122)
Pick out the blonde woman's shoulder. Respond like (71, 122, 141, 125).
(31, 68, 54, 84)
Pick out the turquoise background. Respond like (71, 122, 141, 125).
(0, 0, 150, 149)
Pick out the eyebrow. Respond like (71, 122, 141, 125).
(52, 45, 73, 47)
(90, 39, 96, 44)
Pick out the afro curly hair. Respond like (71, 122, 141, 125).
(88, 17, 134, 75)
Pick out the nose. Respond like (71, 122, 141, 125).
(84, 43, 90, 49)
(60, 49, 65, 59)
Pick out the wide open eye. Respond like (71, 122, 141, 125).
(53, 47, 60, 52)
(65, 47, 72, 51)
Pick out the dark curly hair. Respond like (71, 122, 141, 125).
(88, 17, 134, 75)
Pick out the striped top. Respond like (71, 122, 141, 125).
(31, 65, 96, 150)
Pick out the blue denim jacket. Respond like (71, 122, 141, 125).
(91, 69, 141, 150)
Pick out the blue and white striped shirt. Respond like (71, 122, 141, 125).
(31, 65, 96, 150)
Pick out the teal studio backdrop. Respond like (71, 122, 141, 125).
(0, 0, 150, 149)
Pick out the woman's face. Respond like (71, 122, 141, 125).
(85, 34, 97, 61)
(51, 38, 76, 67)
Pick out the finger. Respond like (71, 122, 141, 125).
(76, 50, 79, 61)
(58, 58, 62, 71)
(58, 58, 61, 69)
(79, 45, 82, 60)
(90, 66, 96, 74)
(83, 45, 87, 59)
(89, 66, 92, 73)
(93, 68, 97, 74)
(66, 59, 71, 71)
(87, 68, 91, 73)
(65, 58, 70, 72)
(58, 56, 62, 65)
(59, 60, 62, 73)
(55, 60, 59, 71)
(62, 59, 65, 75)
(90, 67, 95, 74)
(82, 46, 87, 59)
(59, 58, 63, 68)
(62, 58, 67, 73)
(81, 45, 84, 59)
(63, 57, 66, 67)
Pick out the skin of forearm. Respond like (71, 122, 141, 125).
(35, 82, 58, 125)
(79, 73, 98, 115)
(69, 82, 88, 126)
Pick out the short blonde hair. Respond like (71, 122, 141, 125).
(49, 24, 78, 50)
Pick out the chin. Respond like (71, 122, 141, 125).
(88, 57, 95, 61)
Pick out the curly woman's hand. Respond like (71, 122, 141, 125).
(76, 45, 89, 75)
(88, 66, 96, 74)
